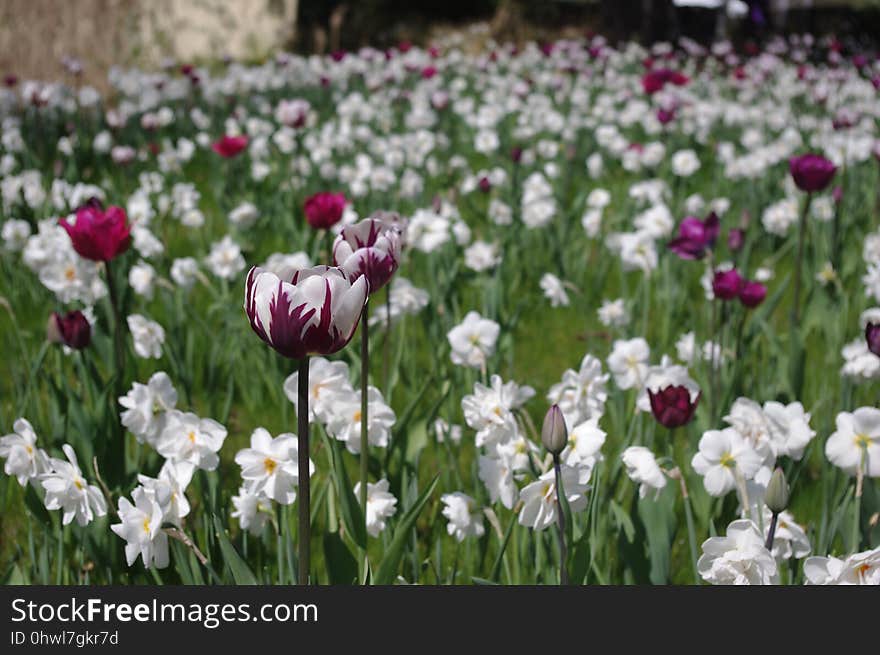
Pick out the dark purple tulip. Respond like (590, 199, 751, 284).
(739, 280, 767, 308)
(478, 176, 492, 193)
(712, 268, 744, 300)
(47, 311, 91, 350)
(648, 385, 700, 428)
(866, 322, 880, 357)
(667, 212, 719, 260)
(789, 154, 837, 193)
(727, 228, 744, 252)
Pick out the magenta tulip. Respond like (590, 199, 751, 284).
(789, 154, 837, 192)
(712, 268, 744, 300)
(212, 135, 249, 158)
(58, 202, 131, 262)
(303, 192, 346, 230)
(739, 281, 767, 308)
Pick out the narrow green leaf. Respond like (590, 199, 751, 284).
(212, 515, 258, 585)
(374, 475, 439, 585)
(324, 433, 367, 550)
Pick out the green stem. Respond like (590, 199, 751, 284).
(553, 456, 569, 586)
(359, 303, 370, 561)
(297, 356, 311, 585)
(791, 192, 812, 327)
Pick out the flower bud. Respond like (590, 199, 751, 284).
(765, 467, 789, 514)
(541, 404, 567, 456)
(47, 310, 91, 350)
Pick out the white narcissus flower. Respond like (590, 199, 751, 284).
(156, 411, 227, 472)
(326, 387, 396, 454)
(759, 508, 811, 562)
(621, 446, 667, 499)
(561, 418, 606, 469)
(128, 260, 156, 299)
(607, 338, 651, 390)
(40, 445, 107, 526)
(825, 407, 880, 478)
(235, 427, 313, 505)
(284, 357, 354, 423)
(762, 401, 815, 460)
(206, 235, 246, 279)
(170, 257, 199, 290)
(478, 453, 518, 510)
(698, 519, 777, 585)
(539, 273, 570, 307)
(0, 418, 49, 486)
(441, 492, 485, 542)
(446, 311, 500, 370)
(111, 486, 169, 569)
(137, 462, 191, 527)
(518, 464, 590, 531)
(463, 240, 500, 273)
(598, 298, 629, 328)
(118, 371, 178, 446)
(546, 354, 609, 427)
(231, 486, 273, 535)
(367, 276, 429, 328)
(354, 479, 397, 537)
(228, 201, 260, 228)
(691, 427, 764, 497)
(127, 314, 165, 359)
(804, 546, 880, 585)
(461, 375, 535, 448)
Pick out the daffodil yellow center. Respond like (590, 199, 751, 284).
(187, 431, 196, 443)
(469, 334, 481, 345)
(25, 445, 33, 454)
(74, 479, 84, 490)
(142, 518, 151, 534)
(264, 458, 277, 474)
(854, 433, 870, 450)
(541, 483, 553, 501)
(64, 266, 76, 281)
(719, 452, 735, 468)
(353, 410, 362, 423)
(492, 406, 502, 417)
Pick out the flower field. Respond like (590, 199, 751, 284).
(1, 32, 879, 586)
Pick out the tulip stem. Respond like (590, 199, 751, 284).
(764, 511, 779, 553)
(791, 192, 811, 327)
(359, 304, 369, 562)
(104, 259, 127, 483)
(297, 356, 311, 585)
(552, 455, 569, 586)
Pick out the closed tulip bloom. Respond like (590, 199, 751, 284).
(47, 310, 91, 349)
(739, 280, 767, 308)
(648, 385, 700, 428)
(58, 202, 131, 262)
(211, 134, 249, 158)
(332, 218, 401, 294)
(668, 212, 720, 260)
(244, 265, 368, 360)
(712, 268, 744, 300)
(304, 191, 346, 230)
(541, 404, 567, 455)
(788, 154, 837, 193)
(866, 322, 880, 357)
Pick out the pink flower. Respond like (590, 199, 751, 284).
(212, 135, 249, 158)
(668, 213, 720, 260)
(304, 192, 346, 230)
(58, 201, 131, 262)
(712, 268, 744, 300)
(739, 281, 767, 308)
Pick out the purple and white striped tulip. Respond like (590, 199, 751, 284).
(244, 265, 368, 360)
(332, 218, 401, 294)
